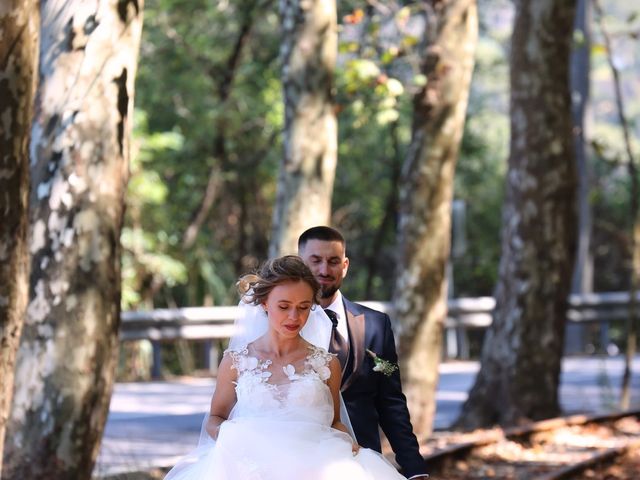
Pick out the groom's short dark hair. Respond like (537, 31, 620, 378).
(298, 226, 345, 250)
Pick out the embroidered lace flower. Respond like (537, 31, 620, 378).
(315, 366, 331, 381)
(237, 355, 259, 372)
(307, 354, 327, 371)
(283, 364, 300, 380)
(305, 347, 334, 381)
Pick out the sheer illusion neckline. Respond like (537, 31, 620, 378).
(246, 344, 315, 386)
(229, 344, 334, 387)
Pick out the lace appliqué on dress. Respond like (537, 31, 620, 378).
(225, 347, 280, 408)
(303, 345, 335, 382)
(225, 347, 272, 380)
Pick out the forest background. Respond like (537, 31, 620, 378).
(129, 0, 636, 349)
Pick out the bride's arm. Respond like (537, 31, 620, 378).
(327, 357, 360, 454)
(205, 354, 237, 440)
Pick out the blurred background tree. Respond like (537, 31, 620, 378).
(269, 0, 338, 257)
(392, 0, 479, 436)
(456, 0, 579, 429)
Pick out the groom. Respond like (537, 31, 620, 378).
(298, 226, 428, 479)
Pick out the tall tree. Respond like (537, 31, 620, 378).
(393, 0, 478, 436)
(570, 0, 592, 296)
(0, 1, 39, 475)
(565, 0, 592, 354)
(4, 1, 144, 478)
(270, 0, 338, 256)
(456, 0, 577, 429)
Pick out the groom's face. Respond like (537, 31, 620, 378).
(299, 239, 349, 303)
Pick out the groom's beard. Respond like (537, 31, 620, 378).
(320, 280, 342, 300)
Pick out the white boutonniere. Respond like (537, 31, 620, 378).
(366, 349, 398, 377)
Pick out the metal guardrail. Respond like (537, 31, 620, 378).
(120, 306, 238, 341)
(118, 300, 492, 342)
(119, 291, 639, 376)
(121, 291, 639, 340)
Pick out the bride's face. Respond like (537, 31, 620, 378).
(263, 280, 314, 339)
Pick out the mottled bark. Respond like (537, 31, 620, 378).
(269, 0, 337, 256)
(0, 2, 39, 475)
(456, 0, 577, 429)
(392, 0, 477, 436)
(4, 1, 143, 478)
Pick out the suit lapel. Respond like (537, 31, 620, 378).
(341, 300, 365, 392)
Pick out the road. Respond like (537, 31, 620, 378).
(94, 355, 640, 477)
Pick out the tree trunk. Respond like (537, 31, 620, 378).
(269, 0, 337, 256)
(570, 0, 592, 296)
(565, 0, 592, 355)
(4, 1, 144, 478)
(455, 0, 577, 430)
(0, 2, 39, 476)
(392, 0, 478, 436)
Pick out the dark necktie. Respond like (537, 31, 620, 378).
(325, 309, 349, 370)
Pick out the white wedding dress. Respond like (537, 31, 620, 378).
(164, 344, 405, 480)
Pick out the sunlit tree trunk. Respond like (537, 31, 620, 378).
(393, 0, 477, 436)
(269, 0, 337, 256)
(4, 1, 143, 478)
(456, 0, 577, 429)
(0, 2, 39, 475)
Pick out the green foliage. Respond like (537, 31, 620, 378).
(125, 0, 282, 311)
(122, 111, 188, 309)
(331, 3, 420, 299)
(125, 0, 514, 306)
(124, 0, 639, 314)
(452, 111, 508, 296)
(449, 7, 511, 296)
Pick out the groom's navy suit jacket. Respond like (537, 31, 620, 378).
(338, 297, 426, 479)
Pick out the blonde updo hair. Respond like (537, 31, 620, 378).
(237, 255, 321, 305)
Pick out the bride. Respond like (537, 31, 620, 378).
(164, 255, 407, 480)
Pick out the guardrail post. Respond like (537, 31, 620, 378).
(151, 341, 162, 379)
(203, 340, 211, 371)
(445, 328, 458, 359)
(599, 323, 610, 353)
(457, 327, 470, 359)
(565, 323, 585, 354)
(208, 341, 219, 376)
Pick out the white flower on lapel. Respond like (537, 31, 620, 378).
(366, 349, 398, 377)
